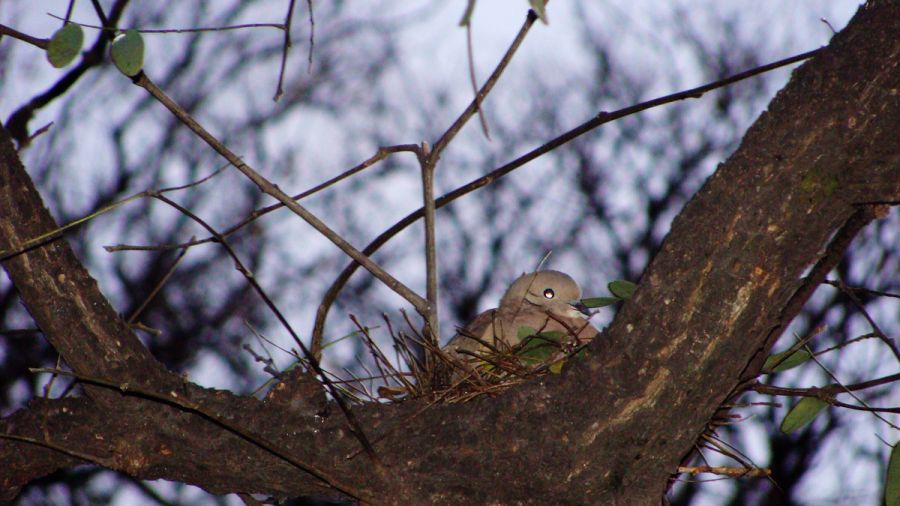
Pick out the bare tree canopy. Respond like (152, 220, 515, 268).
(1, 1, 898, 504)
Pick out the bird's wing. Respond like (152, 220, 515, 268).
(445, 309, 497, 356)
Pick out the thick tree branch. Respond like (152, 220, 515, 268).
(1, 1, 898, 504)
(0, 128, 166, 402)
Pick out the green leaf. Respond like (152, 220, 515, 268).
(887, 443, 900, 506)
(516, 331, 564, 365)
(517, 342, 554, 364)
(763, 349, 812, 372)
(111, 29, 144, 77)
(582, 296, 620, 308)
(528, 0, 549, 24)
(517, 326, 538, 340)
(780, 397, 828, 434)
(608, 280, 637, 299)
(459, 0, 477, 26)
(47, 23, 84, 68)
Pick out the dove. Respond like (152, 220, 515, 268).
(442, 270, 598, 380)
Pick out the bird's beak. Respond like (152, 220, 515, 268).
(569, 300, 592, 317)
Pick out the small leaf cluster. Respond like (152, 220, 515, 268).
(46, 23, 144, 77)
(582, 279, 637, 309)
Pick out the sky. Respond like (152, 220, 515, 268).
(3, 1, 892, 505)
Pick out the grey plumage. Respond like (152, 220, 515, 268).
(443, 270, 597, 378)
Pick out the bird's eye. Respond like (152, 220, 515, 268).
(543, 288, 555, 299)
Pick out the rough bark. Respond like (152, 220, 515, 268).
(1, 1, 898, 504)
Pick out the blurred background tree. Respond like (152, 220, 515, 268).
(1, 1, 895, 504)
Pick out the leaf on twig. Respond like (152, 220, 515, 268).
(47, 23, 84, 68)
(111, 29, 144, 77)
(887, 442, 900, 506)
(780, 397, 828, 434)
(763, 349, 812, 372)
(581, 279, 637, 308)
(608, 280, 637, 299)
(581, 296, 620, 308)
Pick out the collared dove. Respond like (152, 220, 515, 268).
(442, 270, 598, 380)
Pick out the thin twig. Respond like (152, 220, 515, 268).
(47, 14, 283, 33)
(824, 279, 900, 299)
(0, 192, 140, 260)
(106, 145, 420, 253)
(700, 433, 756, 471)
(804, 348, 900, 424)
(126, 239, 191, 324)
(305, 0, 315, 72)
(827, 278, 900, 363)
(22, 122, 55, 149)
(814, 332, 878, 356)
(0, 24, 50, 49)
(384, 314, 427, 386)
(465, 23, 490, 139)
(134, 73, 429, 317)
(751, 372, 900, 397)
(273, 0, 297, 101)
(418, 142, 440, 377)
(676, 466, 771, 478)
(349, 315, 417, 395)
(312, 47, 825, 350)
(149, 192, 381, 463)
(348, 317, 392, 387)
(63, 0, 76, 24)
(0, 165, 227, 261)
(806, 348, 900, 422)
(43, 355, 64, 399)
(312, 11, 540, 350)
(89, 0, 109, 29)
(750, 372, 900, 417)
(431, 10, 537, 157)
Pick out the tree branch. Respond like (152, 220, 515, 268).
(132, 73, 429, 316)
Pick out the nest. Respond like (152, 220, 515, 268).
(248, 311, 593, 405)
(324, 312, 592, 404)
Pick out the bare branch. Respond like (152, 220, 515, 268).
(313, 47, 825, 350)
(133, 72, 429, 316)
(273, 0, 298, 101)
(826, 276, 900, 363)
(418, 142, 440, 372)
(149, 192, 380, 463)
(47, 13, 284, 33)
(105, 145, 420, 254)
(676, 466, 771, 478)
(0, 24, 49, 49)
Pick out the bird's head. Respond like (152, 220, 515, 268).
(500, 270, 590, 319)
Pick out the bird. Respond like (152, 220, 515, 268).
(441, 270, 598, 381)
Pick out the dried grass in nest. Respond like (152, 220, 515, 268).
(251, 313, 590, 406)
(338, 312, 593, 404)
